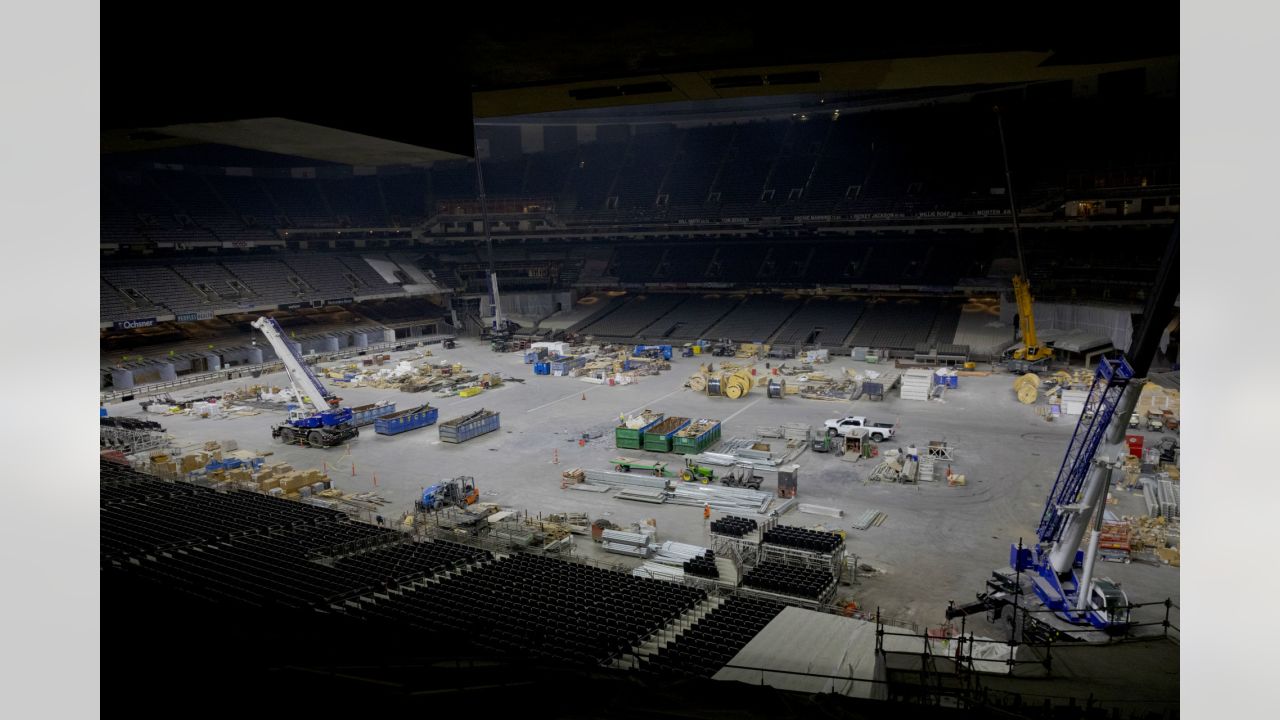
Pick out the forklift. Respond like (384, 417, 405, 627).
(417, 476, 479, 512)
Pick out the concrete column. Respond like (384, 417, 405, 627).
(247, 347, 265, 364)
(204, 352, 222, 371)
(320, 336, 340, 353)
(383, 329, 396, 344)
(351, 332, 369, 349)
(157, 362, 177, 382)
(111, 368, 135, 390)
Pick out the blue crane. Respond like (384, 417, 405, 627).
(251, 316, 358, 447)
(948, 224, 1179, 636)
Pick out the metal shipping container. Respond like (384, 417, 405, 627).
(672, 420, 722, 455)
(374, 404, 439, 436)
(642, 416, 691, 453)
(349, 401, 398, 427)
(439, 409, 501, 444)
(615, 412, 665, 449)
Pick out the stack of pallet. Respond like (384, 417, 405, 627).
(1098, 522, 1132, 563)
(900, 369, 933, 401)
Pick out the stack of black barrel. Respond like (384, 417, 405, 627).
(709, 515, 757, 537)
(762, 525, 843, 553)
(682, 549, 719, 579)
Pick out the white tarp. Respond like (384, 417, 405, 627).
(1001, 299, 1137, 353)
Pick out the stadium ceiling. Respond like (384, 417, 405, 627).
(101, 17, 1177, 166)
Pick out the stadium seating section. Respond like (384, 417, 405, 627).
(103, 460, 738, 669)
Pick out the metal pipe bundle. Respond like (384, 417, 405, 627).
(601, 529, 648, 545)
(615, 488, 667, 504)
(602, 541, 650, 558)
(585, 469, 669, 489)
(632, 562, 683, 582)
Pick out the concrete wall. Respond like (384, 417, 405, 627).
(500, 291, 575, 322)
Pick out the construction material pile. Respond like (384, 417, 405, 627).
(328, 357, 506, 398)
(1123, 515, 1180, 566)
(601, 528, 653, 558)
(668, 484, 773, 513)
(900, 368, 934, 401)
(692, 436, 804, 471)
(850, 508, 888, 530)
(756, 423, 813, 446)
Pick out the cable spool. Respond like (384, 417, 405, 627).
(725, 370, 753, 399)
(767, 378, 785, 399)
(1013, 373, 1040, 405)
(706, 376, 723, 396)
(688, 374, 707, 392)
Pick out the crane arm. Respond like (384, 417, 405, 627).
(1012, 275, 1041, 355)
(251, 316, 333, 416)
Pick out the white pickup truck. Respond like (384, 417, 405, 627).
(824, 416, 897, 442)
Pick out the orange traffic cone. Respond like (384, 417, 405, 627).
(352, 461, 357, 477)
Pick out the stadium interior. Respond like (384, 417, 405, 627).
(99, 18, 1181, 718)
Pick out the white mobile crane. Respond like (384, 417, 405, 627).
(947, 225, 1179, 639)
(251, 316, 359, 448)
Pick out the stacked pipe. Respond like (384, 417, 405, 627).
(601, 528, 651, 558)
(669, 485, 772, 513)
(631, 562, 684, 582)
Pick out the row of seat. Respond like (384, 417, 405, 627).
(640, 596, 784, 678)
(351, 554, 706, 666)
(742, 561, 836, 601)
(764, 525, 845, 554)
(710, 515, 758, 538)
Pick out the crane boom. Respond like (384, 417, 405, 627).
(948, 224, 1179, 635)
(1012, 275, 1051, 362)
(251, 315, 358, 447)
(251, 316, 332, 415)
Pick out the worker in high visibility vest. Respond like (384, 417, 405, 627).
(703, 503, 711, 520)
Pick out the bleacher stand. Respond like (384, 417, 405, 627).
(702, 296, 798, 343)
(639, 295, 741, 340)
(771, 298, 865, 347)
(579, 294, 686, 338)
(638, 596, 784, 678)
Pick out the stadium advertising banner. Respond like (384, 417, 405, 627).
(278, 302, 304, 310)
(114, 318, 157, 330)
(327, 297, 354, 306)
(175, 311, 215, 322)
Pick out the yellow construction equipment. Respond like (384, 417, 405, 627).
(1011, 275, 1053, 364)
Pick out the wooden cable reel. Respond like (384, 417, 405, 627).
(722, 370, 753, 399)
(1013, 373, 1040, 404)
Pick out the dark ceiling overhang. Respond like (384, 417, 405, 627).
(100, 15, 1177, 166)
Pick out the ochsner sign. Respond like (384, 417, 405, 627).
(114, 318, 158, 330)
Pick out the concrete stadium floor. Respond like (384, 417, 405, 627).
(108, 340, 1181, 637)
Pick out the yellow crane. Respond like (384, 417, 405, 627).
(995, 106, 1053, 370)
(1012, 275, 1053, 363)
